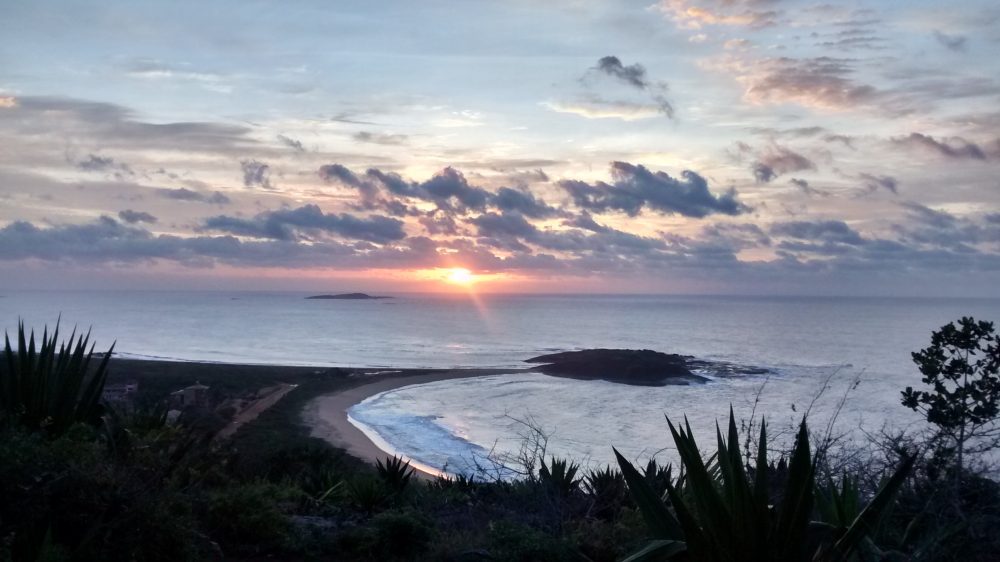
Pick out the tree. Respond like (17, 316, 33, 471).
(902, 317, 1000, 486)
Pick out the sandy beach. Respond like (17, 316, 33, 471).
(302, 368, 513, 477)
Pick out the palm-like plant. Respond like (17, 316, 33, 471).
(539, 456, 581, 498)
(615, 408, 915, 561)
(0, 321, 114, 436)
(376, 454, 416, 494)
(583, 465, 627, 519)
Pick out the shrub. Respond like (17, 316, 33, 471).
(203, 481, 299, 554)
(615, 409, 914, 561)
(538, 457, 581, 498)
(370, 510, 434, 558)
(0, 322, 113, 437)
(376, 455, 416, 495)
(487, 521, 576, 562)
(583, 466, 627, 519)
(344, 476, 392, 514)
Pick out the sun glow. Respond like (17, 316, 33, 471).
(445, 267, 474, 285)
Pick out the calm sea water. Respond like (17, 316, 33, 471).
(3, 291, 999, 474)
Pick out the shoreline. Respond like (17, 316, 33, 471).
(302, 368, 514, 478)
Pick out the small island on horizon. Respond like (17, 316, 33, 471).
(526, 348, 710, 386)
(306, 293, 392, 300)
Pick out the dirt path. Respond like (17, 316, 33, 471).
(215, 382, 297, 440)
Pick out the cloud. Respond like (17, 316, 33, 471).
(352, 131, 408, 145)
(3, 96, 257, 153)
(934, 30, 968, 52)
(858, 173, 898, 194)
(718, 56, 884, 111)
(471, 211, 538, 240)
(893, 202, 1000, 251)
(156, 188, 231, 205)
(75, 154, 135, 178)
(788, 178, 831, 198)
(770, 220, 866, 246)
(203, 204, 406, 243)
(558, 161, 748, 218)
(657, 0, 781, 29)
(751, 145, 816, 183)
(891, 133, 998, 160)
(324, 165, 493, 212)
(276, 134, 305, 152)
(582, 57, 674, 118)
(123, 59, 227, 86)
(491, 187, 561, 218)
(117, 209, 158, 224)
(595, 56, 651, 89)
(240, 159, 272, 188)
(543, 99, 667, 121)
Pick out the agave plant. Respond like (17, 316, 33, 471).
(376, 454, 416, 494)
(642, 457, 678, 499)
(583, 465, 627, 519)
(345, 476, 392, 513)
(0, 321, 114, 436)
(615, 407, 915, 561)
(539, 456, 581, 498)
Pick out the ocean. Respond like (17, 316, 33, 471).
(3, 291, 999, 474)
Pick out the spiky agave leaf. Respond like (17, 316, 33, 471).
(376, 455, 415, 494)
(614, 448, 684, 542)
(824, 454, 915, 562)
(0, 321, 114, 436)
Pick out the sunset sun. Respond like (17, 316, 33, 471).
(445, 268, 474, 285)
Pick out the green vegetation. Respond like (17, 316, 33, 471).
(614, 411, 914, 561)
(2, 317, 999, 561)
(1, 321, 113, 436)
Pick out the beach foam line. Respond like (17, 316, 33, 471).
(346, 411, 451, 479)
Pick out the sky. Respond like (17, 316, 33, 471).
(1, 0, 998, 296)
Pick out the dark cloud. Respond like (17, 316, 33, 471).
(418, 213, 461, 236)
(420, 167, 490, 209)
(471, 210, 667, 256)
(559, 162, 748, 218)
(352, 131, 408, 145)
(240, 159, 272, 189)
(823, 134, 855, 148)
(934, 30, 968, 52)
(324, 165, 493, 213)
(117, 209, 157, 224)
(2, 213, 997, 291)
(203, 204, 406, 243)
(858, 173, 898, 194)
(587, 56, 674, 118)
(893, 202, 1000, 250)
(75, 154, 134, 178)
(753, 163, 777, 183)
(596, 56, 651, 90)
(156, 188, 231, 205)
(770, 220, 866, 246)
(700, 222, 771, 249)
(276, 134, 304, 152)
(471, 212, 538, 239)
(891, 133, 998, 160)
(788, 178, 831, 198)
(491, 187, 560, 218)
(562, 212, 607, 233)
